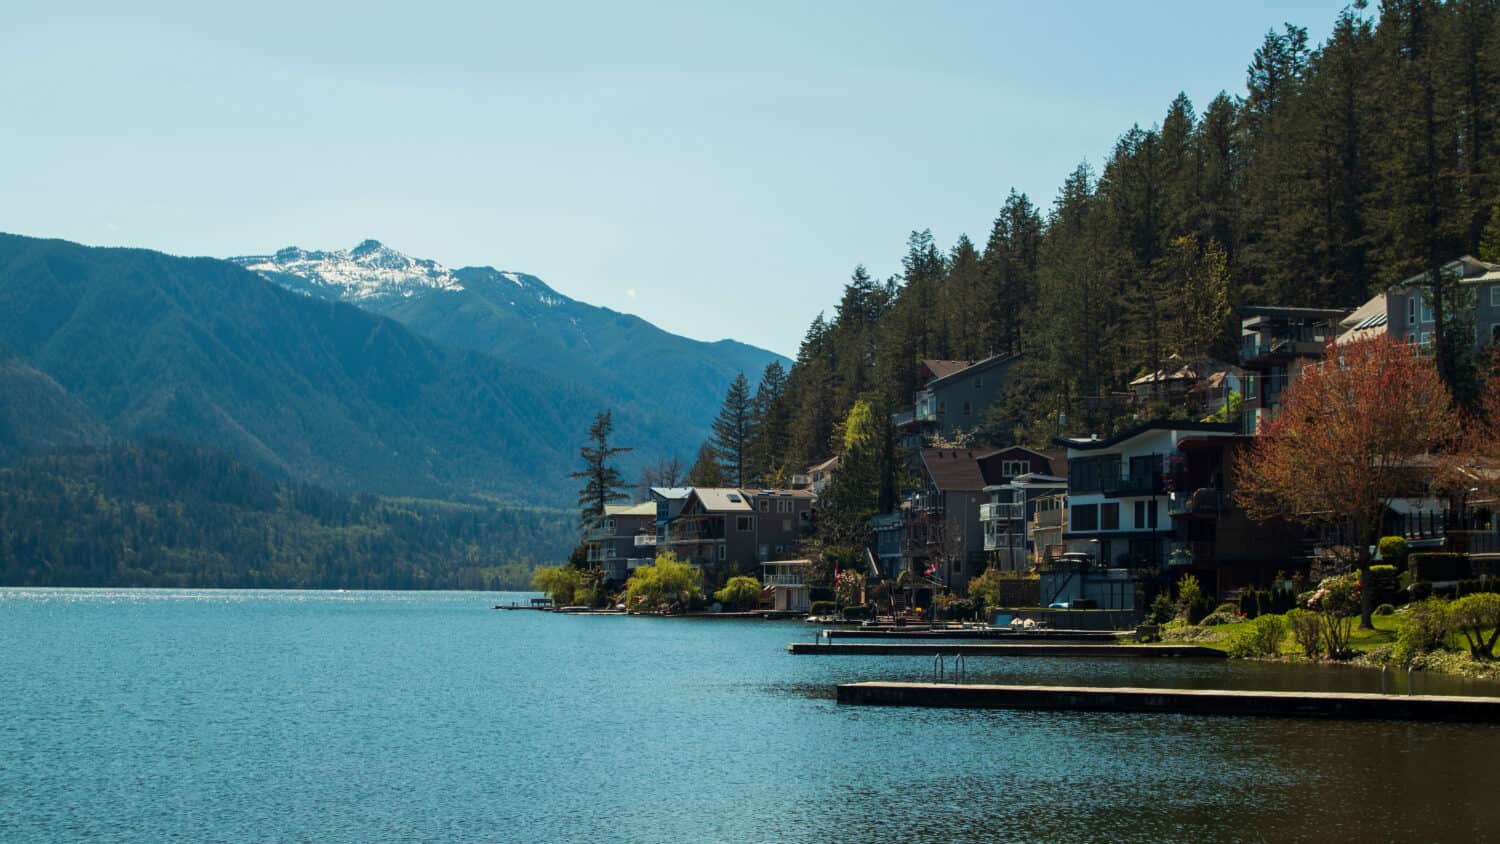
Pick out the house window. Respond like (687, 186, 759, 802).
(975, 376, 983, 389)
(783, 519, 792, 531)
(1408, 297, 1417, 325)
(717, 545, 727, 561)
(1421, 299, 1434, 324)
(759, 499, 770, 512)
(1101, 502, 1120, 530)
(737, 516, 753, 532)
(1134, 500, 1158, 529)
(1002, 460, 1029, 477)
(1491, 287, 1500, 308)
(605, 547, 615, 559)
(1491, 324, 1500, 344)
(938, 401, 945, 415)
(778, 499, 793, 513)
(962, 401, 971, 416)
(1072, 504, 1099, 531)
(605, 518, 616, 531)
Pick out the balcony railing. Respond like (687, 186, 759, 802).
(1168, 489, 1226, 518)
(763, 574, 806, 587)
(1032, 509, 1063, 529)
(633, 534, 657, 547)
(1241, 327, 1331, 362)
(983, 533, 1026, 552)
(1102, 475, 1166, 498)
(625, 557, 653, 570)
(915, 391, 938, 422)
(584, 525, 613, 541)
(890, 410, 915, 428)
(980, 502, 1024, 521)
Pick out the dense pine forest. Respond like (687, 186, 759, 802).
(717, 1, 1500, 483)
(0, 440, 574, 589)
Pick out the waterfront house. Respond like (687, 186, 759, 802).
(762, 559, 813, 612)
(975, 446, 1066, 572)
(657, 487, 815, 575)
(585, 502, 658, 582)
(1128, 355, 1243, 418)
(903, 448, 990, 592)
(1055, 421, 1239, 571)
(1030, 490, 1069, 565)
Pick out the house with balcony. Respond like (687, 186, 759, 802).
(974, 446, 1066, 571)
(1056, 421, 1239, 572)
(1238, 306, 1349, 434)
(656, 487, 815, 576)
(1030, 491, 1069, 565)
(1164, 435, 1306, 597)
(584, 501, 659, 582)
(1128, 355, 1243, 418)
(890, 355, 1021, 447)
(762, 559, 813, 612)
(899, 448, 990, 592)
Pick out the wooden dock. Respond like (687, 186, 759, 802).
(787, 642, 1223, 658)
(834, 681, 1500, 722)
(824, 628, 1120, 642)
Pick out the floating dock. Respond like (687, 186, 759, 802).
(787, 642, 1223, 658)
(824, 628, 1120, 642)
(834, 681, 1500, 722)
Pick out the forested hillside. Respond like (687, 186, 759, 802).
(753, 0, 1500, 471)
(0, 440, 573, 589)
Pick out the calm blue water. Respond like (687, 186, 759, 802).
(3, 588, 1499, 843)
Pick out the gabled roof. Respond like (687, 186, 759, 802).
(922, 359, 971, 381)
(805, 455, 839, 473)
(1338, 292, 1390, 345)
(689, 488, 753, 512)
(605, 501, 656, 518)
(920, 448, 988, 492)
(650, 487, 693, 500)
(925, 353, 1019, 389)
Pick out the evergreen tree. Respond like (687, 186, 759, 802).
(570, 411, 631, 525)
(710, 373, 753, 487)
(687, 442, 726, 487)
(746, 361, 789, 484)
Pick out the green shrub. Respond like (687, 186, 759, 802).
(1394, 598, 1451, 666)
(1454, 578, 1500, 598)
(840, 604, 871, 621)
(1364, 565, 1399, 604)
(941, 598, 978, 620)
(1175, 573, 1203, 620)
(1374, 603, 1395, 616)
(531, 565, 582, 606)
(1201, 610, 1240, 626)
(713, 575, 763, 611)
(1148, 593, 1175, 625)
(1449, 593, 1500, 658)
(1214, 602, 1239, 615)
(1409, 552, 1472, 583)
(809, 600, 837, 616)
(623, 552, 704, 613)
(1285, 608, 1324, 658)
(1409, 580, 1433, 601)
(1377, 536, 1409, 567)
(1229, 613, 1287, 658)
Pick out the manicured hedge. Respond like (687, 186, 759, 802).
(1409, 552, 1471, 583)
(809, 600, 837, 616)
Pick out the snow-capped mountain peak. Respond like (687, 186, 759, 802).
(231, 239, 465, 302)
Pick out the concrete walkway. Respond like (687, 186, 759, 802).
(787, 642, 1224, 658)
(835, 681, 1500, 722)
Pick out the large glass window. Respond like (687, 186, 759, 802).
(1072, 504, 1099, 531)
(1101, 502, 1120, 530)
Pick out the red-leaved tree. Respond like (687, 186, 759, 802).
(1234, 335, 1458, 628)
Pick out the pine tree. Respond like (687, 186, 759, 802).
(746, 361, 788, 484)
(710, 373, 753, 487)
(687, 442, 726, 487)
(569, 411, 631, 526)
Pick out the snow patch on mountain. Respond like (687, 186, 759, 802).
(231, 240, 464, 302)
(230, 241, 572, 309)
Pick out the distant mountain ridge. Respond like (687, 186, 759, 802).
(0, 233, 655, 504)
(230, 240, 788, 447)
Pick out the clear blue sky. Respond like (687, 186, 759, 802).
(1, 1, 1350, 358)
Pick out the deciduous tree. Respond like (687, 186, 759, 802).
(1234, 335, 1458, 628)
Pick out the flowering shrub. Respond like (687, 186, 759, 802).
(1308, 572, 1359, 658)
(1285, 609, 1324, 658)
(1229, 613, 1287, 658)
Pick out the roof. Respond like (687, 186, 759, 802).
(689, 488, 754, 512)
(1129, 356, 1239, 388)
(805, 455, 839, 473)
(1238, 305, 1352, 319)
(746, 488, 818, 499)
(604, 501, 656, 517)
(922, 359, 972, 381)
(762, 558, 813, 566)
(983, 473, 1067, 492)
(650, 487, 693, 500)
(1054, 421, 1237, 452)
(926, 353, 1019, 389)
(920, 448, 989, 492)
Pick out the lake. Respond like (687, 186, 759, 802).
(3, 588, 1499, 843)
